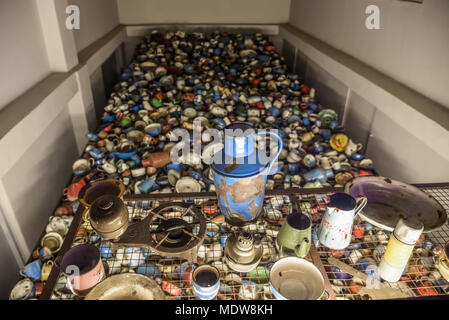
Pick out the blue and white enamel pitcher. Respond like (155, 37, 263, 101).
(211, 123, 282, 225)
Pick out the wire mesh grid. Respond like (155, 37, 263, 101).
(299, 185, 449, 300)
(49, 194, 324, 300)
(44, 184, 449, 300)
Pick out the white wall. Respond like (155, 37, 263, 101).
(70, 0, 119, 52)
(117, 0, 291, 24)
(37, 0, 79, 71)
(280, 24, 449, 183)
(289, 0, 449, 109)
(0, 0, 51, 109)
(2, 103, 79, 251)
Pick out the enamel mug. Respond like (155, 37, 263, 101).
(193, 264, 220, 300)
(131, 167, 146, 178)
(32, 246, 53, 260)
(276, 212, 311, 258)
(100, 162, 117, 174)
(9, 279, 35, 300)
(41, 232, 63, 254)
(317, 156, 332, 170)
(72, 159, 91, 176)
(45, 216, 69, 236)
(20, 260, 43, 281)
(59, 244, 105, 297)
(40, 260, 54, 282)
(344, 139, 363, 157)
(318, 193, 367, 250)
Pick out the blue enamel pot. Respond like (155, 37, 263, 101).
(211, 123, 282, 226)
(192, 265, 220, 300)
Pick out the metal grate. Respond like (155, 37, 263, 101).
(48, 194, 324, 300)
(41, 185, 449, 300)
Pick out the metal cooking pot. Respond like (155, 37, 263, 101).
(85, 273, 166, 300)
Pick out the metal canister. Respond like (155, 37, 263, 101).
(378, 217, 424, 282)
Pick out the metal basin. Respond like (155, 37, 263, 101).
(84, 273, 166, 300)
(345, 176, 447, 233)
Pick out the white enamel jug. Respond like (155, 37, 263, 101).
(318, 193, 367, 250)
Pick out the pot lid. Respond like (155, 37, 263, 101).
(79, 179, 125, 207)
(211, 151, 270, 178)
(85, 273, 166, 300)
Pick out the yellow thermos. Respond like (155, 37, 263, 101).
(378, 217, 423, 282)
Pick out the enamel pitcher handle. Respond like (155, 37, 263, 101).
(354, 196, 368, 217)
(257, 129, 283, 175)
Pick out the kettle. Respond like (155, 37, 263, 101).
(79, 178, 125, 222)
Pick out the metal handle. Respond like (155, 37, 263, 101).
(294, 238, 310, 258)
(354, 196, 368, 217)
(19, 268, 27, 278)
(257, 129, 283, 175)
(321, 290, 331, 300)
(264, 261, 276, 272)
